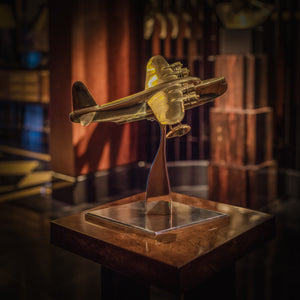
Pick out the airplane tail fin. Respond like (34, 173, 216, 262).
(71, 81, 97, 126)
(72, 81, 97, 110)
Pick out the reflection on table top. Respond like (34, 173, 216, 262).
(51, 192, 275, 292)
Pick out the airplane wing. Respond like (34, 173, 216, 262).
(98, 55, 189, 112)
(147, 87, 185, 125)
(70, 55, 202, 128)
(145, 55, 189, 125)
(145, 55, 188, 89)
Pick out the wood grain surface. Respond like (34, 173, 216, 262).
(214, 54, 268, 109)
(51, 192, 275, 292)
(210, 107, 273, 165)
(208, 161, 277, 209)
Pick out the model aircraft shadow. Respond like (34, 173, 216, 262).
(74, 122, 125, 201)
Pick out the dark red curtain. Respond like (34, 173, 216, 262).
(49, 0, 144, 176)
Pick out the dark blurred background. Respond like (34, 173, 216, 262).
(0, 0, 299, 299)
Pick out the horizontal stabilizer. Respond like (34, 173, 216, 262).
(79, 112, 96, 126)
(72, 81, 97, 111)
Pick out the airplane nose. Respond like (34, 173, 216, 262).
(194, 76, 227, 98)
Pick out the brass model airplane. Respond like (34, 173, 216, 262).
(70, 55, 227, 138)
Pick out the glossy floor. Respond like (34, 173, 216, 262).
(0, 148, 299, 299)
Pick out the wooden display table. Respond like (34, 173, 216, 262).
(51, 193, 275, 298)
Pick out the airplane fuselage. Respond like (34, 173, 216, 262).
(70, 76, 226, 125)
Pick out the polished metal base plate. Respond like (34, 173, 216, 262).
(86, 200, 227, 237)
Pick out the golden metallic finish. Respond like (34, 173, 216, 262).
(70, 55, 227, 139)
(166, 124, 191, 139)
(69, 55, 228, 214)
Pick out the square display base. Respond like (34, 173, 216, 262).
(86, 199, 227, 237)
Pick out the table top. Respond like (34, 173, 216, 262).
(50, 192, 275, 292)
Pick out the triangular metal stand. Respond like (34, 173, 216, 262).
(86, 123, 227, 237)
